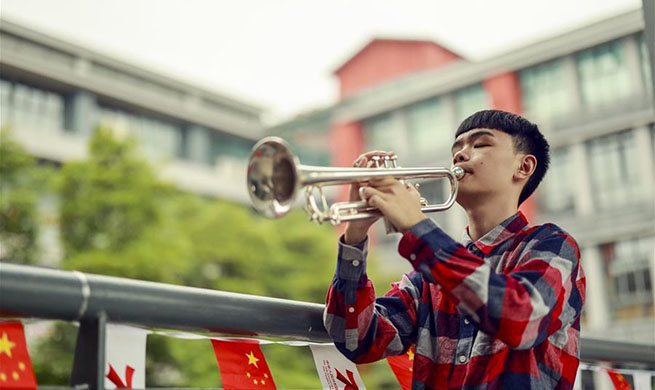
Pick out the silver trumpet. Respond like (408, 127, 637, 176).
(247, 137, 465, 225)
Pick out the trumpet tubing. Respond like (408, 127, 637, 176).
(247, 137, 464, 225)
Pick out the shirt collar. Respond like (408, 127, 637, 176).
(461, 211, 529, 256)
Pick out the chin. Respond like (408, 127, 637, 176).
(456, 188, 484, 208)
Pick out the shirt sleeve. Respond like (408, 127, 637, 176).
(324, 235, 423, 363)
(399, 218, 585, 350)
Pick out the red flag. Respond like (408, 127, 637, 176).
(106, 364, 135, 389)
(606, 369, 633, 390)
(0, 322, 37, 390)
(211, 339, 276, 390)
(386, 346, 414, 390)
(336, 368, 360, 390)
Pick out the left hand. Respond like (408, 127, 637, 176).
(361, 177, 427, 233)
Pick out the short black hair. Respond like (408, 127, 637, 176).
(455, 109, 550, 205)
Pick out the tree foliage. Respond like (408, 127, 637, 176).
(0, 128, 46, 264)
(56, 128, 171, 257)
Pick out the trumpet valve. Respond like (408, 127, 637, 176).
(371, 155, 382, 168)
(383, 155, 391, 168)
(390, 155, 398, 168)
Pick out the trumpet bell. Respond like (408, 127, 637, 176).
(247, 137, 299, 218)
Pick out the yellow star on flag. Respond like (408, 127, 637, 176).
(246, 351, 260, 368)
(0, 332, 16, 358)
(407, 349, 414, 361)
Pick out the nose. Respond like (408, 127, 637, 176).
(452, 149, 469, 165)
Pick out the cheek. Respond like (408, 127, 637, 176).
(477, 159, 512, 183)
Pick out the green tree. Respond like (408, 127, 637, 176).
(0, 128, 46, 264)
(56, 127, 171, 258)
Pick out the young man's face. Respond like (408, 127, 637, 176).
(450, 128, 525, 207)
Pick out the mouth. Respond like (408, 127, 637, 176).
(454, 165, 473, 174)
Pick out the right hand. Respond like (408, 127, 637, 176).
(343, 150, 395, 245)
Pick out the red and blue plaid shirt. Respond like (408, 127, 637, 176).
(324, 211, 586, 389)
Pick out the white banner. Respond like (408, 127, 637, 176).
(633, 372, 653, 390)
(104, 324, 150, 389)
(309, 344, 366, 390)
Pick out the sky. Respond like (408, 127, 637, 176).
(1, 0, 643, 125)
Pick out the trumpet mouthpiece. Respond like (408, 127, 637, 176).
(452, 166, 465, 179)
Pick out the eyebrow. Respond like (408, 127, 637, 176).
(451, 130, 496, 154)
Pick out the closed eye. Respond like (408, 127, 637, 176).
(473, 144, 489, 148)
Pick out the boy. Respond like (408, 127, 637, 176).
(324, 110, 586, 389)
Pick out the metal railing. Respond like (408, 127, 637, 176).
(1, 263, 654, 389)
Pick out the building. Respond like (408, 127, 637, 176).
(0, 18, 264, 202)
(0, 18, 266, 266)
(267, 7, 654, 356)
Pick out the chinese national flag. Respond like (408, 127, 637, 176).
(0, 322, 37, 390)
(386, 346, 415, 390)
(606, 369, 633, 390)
(211, 339, 276, 390)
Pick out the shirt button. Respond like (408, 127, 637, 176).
(409, 254, 416, 261)
(348, 307, 355, 313)
(352, 260, 360, 267)
(458, 355, 467, 363)
(464, 318, 470, 325)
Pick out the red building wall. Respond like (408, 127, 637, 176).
(335, 39, 461, 99)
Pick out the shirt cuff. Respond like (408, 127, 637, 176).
(336, 235, 368, 281)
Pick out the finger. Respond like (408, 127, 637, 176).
(366, 194, 385, 209)
(353, 156, 367, 167)
(361, 186, 388, 202)
(357, 152, 396, 167)
(353, 151, 394, 167)
(368, 176, 401, 188)
(358, 150, 395, 159)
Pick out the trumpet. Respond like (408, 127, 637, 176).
(246, 137, 465, 225)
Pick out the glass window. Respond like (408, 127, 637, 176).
(0, 79, 64, 133)
(454, 84, 489, 124)
(540, 147, 575, 213)
(364, 113, 402, 153)
(520, 60, 572, 120)
(211, 132, 253, 163)
(407, 97, 451, 157)
(211, 132, 253, 178)
(602, 236, 654, 314)
(587, 131, 642, 210)
(638, 34, 653, 95)
(576, 40, 632, 107)
(98, 107, 182, 160)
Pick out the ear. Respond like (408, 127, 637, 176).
(515, 154, 537, 181)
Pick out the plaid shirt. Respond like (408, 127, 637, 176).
(324, 211, 586, 389)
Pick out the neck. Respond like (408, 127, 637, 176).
(463, 195, 519, 241)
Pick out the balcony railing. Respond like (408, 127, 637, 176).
(1, 262, 654, 389)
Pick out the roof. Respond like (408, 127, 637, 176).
(333, 37, 464, 75)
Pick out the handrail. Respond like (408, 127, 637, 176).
(0, 262, 328, 341)
(1, 262, 654, 367)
